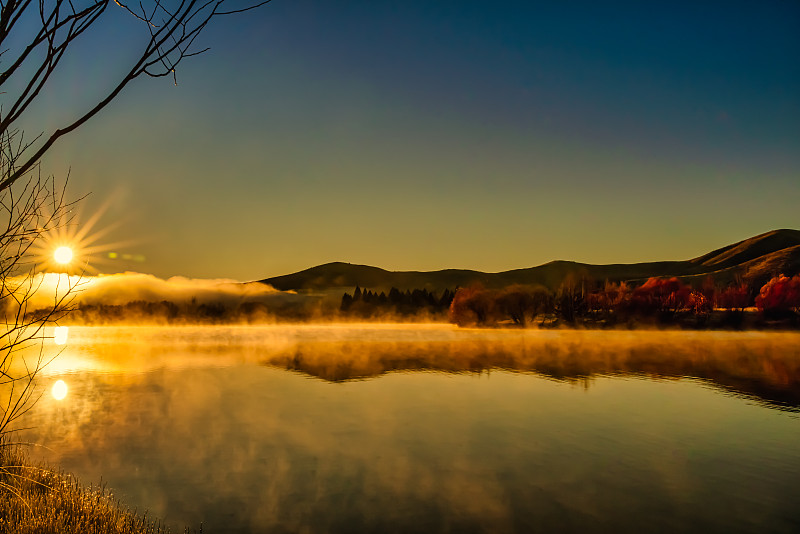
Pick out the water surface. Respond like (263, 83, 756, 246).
(21, 325, 800, 533)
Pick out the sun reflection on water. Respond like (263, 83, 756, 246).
(54, 325, 69, 345)
(51, 379, 68, 401)
(25, 325, 800, 411)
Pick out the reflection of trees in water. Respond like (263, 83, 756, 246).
(261, 335, 800, 411)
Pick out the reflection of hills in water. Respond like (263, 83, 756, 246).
(48, 327, 800, 413)
(261, 333, 800, 412)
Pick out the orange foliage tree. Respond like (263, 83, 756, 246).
(449, 286, 497, 326)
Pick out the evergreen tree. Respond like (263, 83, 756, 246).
(439, 289, 455, 308)
(388, 287, 402, 304)
(341, 293, 354, 311)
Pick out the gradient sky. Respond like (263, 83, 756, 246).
(27, 0, 800, 280)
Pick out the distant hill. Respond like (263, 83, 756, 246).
(258, 229, 800, 293)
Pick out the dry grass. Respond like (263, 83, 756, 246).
(0, 439, 181, 534)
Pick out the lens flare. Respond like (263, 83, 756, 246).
(54, 246, 73, 265)
(52, 380, 68, 401)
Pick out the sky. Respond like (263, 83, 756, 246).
(19, 0, 800, 280)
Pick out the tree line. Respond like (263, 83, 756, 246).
(29, 298, 311, 325)
(23, 274, 799, 327)
(448, 273, 800, 329)
(340, 286, 455, 318)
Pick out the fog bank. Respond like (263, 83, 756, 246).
(15, 272, 307, 311)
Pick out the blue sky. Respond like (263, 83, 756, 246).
(32, 0, 800, 279)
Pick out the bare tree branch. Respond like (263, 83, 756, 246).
(0, 0, 270, 192)
(0, 0, 268, 437)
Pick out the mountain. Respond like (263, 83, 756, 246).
(258, 229, 800, 292)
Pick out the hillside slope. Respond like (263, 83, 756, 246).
(691, 229, 800, 269)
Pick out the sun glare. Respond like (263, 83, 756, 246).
(54, 246, 73, 265)
(52, 380, 68, 401)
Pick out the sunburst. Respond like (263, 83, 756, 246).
(29, 198, 142, 274)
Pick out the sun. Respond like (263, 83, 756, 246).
(29, 197, 141, 274)
(54, 246, 74, 265)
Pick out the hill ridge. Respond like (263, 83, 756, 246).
(259, 230, 800, 292)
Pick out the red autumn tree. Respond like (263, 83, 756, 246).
(717, 284, 751, 312)
(632, 277, 691, 314)
(755, 275, 800, 314)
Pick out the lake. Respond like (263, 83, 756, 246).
(19, 325, 800, 533)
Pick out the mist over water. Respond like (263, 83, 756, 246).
(20, 326, 800, 533)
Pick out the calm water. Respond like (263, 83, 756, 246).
(19, 325, 800, 533)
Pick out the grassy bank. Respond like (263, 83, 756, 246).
(0, 440, 176, 534)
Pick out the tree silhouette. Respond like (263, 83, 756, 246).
(339, 286, 454, 318)
(555, 272, 592, 323)
(340, 292, 354, 312)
